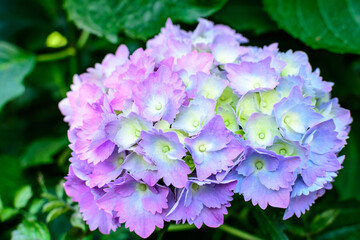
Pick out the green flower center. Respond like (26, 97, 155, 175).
(255, 161, 264, 170)
(162, 145, 170, 153)
(191, 183, 199, 191)
(155, 102, 162, 110)
(284, 116, 291, 124)
(258, 132, 265, 139)
(137, 183, 147, 192)
(135, 129, 141, 137)
(224, 120, 230, 126)
(117, 157, 124, 166)
(199, 145, 206, 152)
(279, 148, 287, 156)
(192, 120, 200, 127)
(253, 82, 261, 88)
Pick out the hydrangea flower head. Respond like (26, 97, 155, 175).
(60, 18, 351, 238)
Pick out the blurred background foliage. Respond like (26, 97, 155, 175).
(0, 0, 360, 239)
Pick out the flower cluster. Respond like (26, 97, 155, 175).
(59, 18, 351, 238)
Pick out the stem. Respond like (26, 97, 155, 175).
(302, 215, 312, 240)
(57, 147, 71, 167)
(36, 47, 76, 62)
(219, 224, 264, 240)
(37, 172, 48, 193)
(69, 54, 78, 79)
(77, 31, 90, 49)
(168, 224, 197, 232)
(158, 222, 170, 240)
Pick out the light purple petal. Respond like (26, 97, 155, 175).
(172, 97, 216, 136)
(241, 174, 291, 209)
(225, 57, 279, 96)
(302, 119, 345, 154)
(185, 115, 243, 180)
(88, 151, 125, 187)
(283, 189, 325, 219)
(97, 176, 169, 238)
(137, 129, 190, 188)
(122, 152, 160, 186)
(64, 168, 117, 234)
(273, 87, 323, 141)
(132, 65, 185, 123)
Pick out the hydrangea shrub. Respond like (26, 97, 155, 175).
(59, 18, 352, 238)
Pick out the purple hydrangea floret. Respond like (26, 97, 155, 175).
(185, 115, 243, 180)
(166, 178, 237, 228)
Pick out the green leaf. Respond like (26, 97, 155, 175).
(42, 200, 66, 213)
(11, 220, 50, 240)
(0, 196, 3, 213)
(70, 211, 86, 231)
(46, 207, 70, 223)
(41, 193, 58, 201)
(254, 209, 289, 240)
(55, 180, 65, 199)
(263, 0, 360, 54)
(14, 185, 33, 209)
(1, 207, 19, 222)
(28, 198, 46, 215)
(21, 137, 68, 168)
(64, 0, 228, 42)
(310, 209, 340, 234)
(314, 224, 360, 240)
(0, 155, 24, 205)
(317, 203, 360, 230)
(212, 0, 277, 35)
(335, 124, 360, 200)
(100, 226, 142, 240)
(284, 223, 307, 237)
(0, 0, 52, 44)
(0, 41, 35, 110)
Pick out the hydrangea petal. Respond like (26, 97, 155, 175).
(225, 57, 279, 96)
(185, 115, 243, 180)
(97, 176, 169, 238)
(137, 129, 190, 188)
(105, 113, 152, 151)
(132, 65, 185, 123)
(166, 179, 236, 228)
(273, 87, 323, 141)
(122, 152, 161, 186)
(172, 97, 216, 136)
(64, 168, 117, 234)
(244, 113, 281, 147)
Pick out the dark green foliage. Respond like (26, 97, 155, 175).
(263, 0, 360, 54)
(212, 0, 278, 35)
(0, 42, 35, 110)
(64, 0, 228, 42)
(11, 220, 51, 240)
(0, 0, 360, 239)
(0, 155, 26, 205)
(21, 137, 68, 168)
(253, 208, 289, 240)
